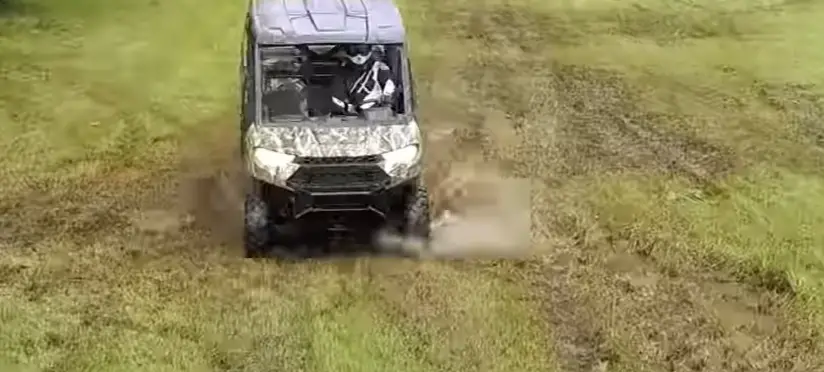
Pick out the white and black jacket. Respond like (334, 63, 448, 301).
(331, 59, 397, 114)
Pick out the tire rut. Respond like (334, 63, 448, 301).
(453, 59, 824, 370)
(539, 230, 824, 372)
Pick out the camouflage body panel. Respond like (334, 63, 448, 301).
(246, 120, 421, 157)
(244, 119, 423, 186)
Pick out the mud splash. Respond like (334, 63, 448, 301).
(175, 126, 533, 259)
(377, 162, 533, 259)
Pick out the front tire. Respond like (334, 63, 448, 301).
(243, 192, 302, 259)
(404, 184, 432, 240)
(243, 194, 271, 258)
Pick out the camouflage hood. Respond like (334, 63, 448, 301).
(246, 119, 422, 157)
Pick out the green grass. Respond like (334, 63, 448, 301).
(0, 245, 550, 371)
(3, 0, 824, 370)
(553, 0, 824, 320)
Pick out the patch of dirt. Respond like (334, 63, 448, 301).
(175, 165, 244, 247)
(542, 251, 619, 372)
(428, 2, 756, 48)
(0, 169, 163, 249)
(520, 64, 738, 183)
(377, 159, 533, 258)
(406, 53, 821, 369)
(535, 230, 824, 372)
(173, 122, 247, 251)
(752, 81, 824, 168)
(432, 32, 823, 368)
(130, 209, 187, 235)
(0, 114, 242, 256)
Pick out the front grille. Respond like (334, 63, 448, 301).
(312, 193, 371, 208)
(295, 155, 382, 165)
(287, 165, 389, 191)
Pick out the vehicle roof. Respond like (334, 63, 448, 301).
(250, 0, 406, 45)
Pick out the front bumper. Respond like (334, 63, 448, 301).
(252, 156, 415, 219)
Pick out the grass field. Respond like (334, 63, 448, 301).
(2, 0, 824, 371)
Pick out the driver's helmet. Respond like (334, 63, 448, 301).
(344, 44, 377, 65)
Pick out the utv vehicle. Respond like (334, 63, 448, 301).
(239, 0, 430, 257)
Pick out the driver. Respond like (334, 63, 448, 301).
(330, 44, 397, 114)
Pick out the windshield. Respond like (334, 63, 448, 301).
(259, 44, 407, 123)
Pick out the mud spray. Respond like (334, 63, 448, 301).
(177, 126, 533, 259)
(376, 162, 532, 259)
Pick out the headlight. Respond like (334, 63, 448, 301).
(380, 145, 420, 174)
(253, 148, 295, 167)
(249, 148, 299, 184)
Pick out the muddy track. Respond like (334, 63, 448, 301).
(534, 221, 824, 372)
(390, 40, 824, 368)
(446, 60, 824, 371)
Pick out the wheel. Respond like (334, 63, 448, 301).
(243, 193, 301, 259)
(374, 183, 432, 257)
(404, 183, 432, 240)
(243, 193, 271, 258)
